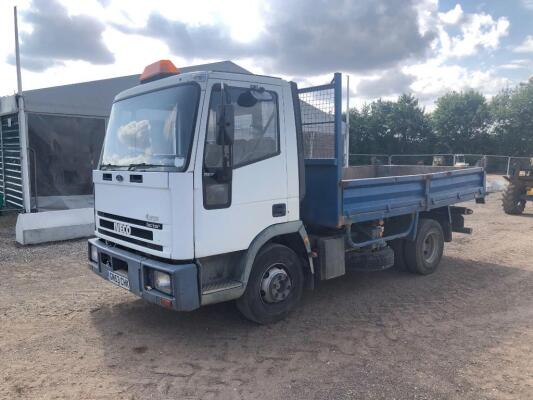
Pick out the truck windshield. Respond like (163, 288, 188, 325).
(101, 83, 200, 171)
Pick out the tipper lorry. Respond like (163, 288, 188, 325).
(88, 60, 486, 324)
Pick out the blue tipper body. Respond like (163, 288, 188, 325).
(342, 167, 486, 224)
(298, 73, 486, 229)
(302, 163, 485, 228)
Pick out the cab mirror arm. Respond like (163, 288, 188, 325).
(216, 104, 234, 146)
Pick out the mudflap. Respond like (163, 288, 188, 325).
(345, 246, 395, 272)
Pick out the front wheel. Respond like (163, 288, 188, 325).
(404, 219, 444, 275)
(236, 243, 304, 324)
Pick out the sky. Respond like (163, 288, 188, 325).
(0, 0, 532, 110)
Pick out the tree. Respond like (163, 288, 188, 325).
(393, 94, 434, 153)
(348, 94, 433, 157)
(489, 78, 533, 156)
(431, 90, 491, 154)
(345, 79, 533, 160)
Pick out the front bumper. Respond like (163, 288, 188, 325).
(87, 238, 200, 311)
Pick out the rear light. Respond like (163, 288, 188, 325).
(140, 60, 179, 84)
(160, 298, 173, 308)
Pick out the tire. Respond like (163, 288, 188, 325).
(389, 239, 408, 271)
(345, 246, 394, 271)
(404, 219, 444, 275)
(502, 181, 526, 215)
(236, 243, 304, 324)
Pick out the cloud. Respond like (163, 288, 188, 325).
(356, 71, 416, 98)
(7, 0, 114, 72)
(388, 5, 512, 108)
(514, 36, 533, 53)
(255, 0, 436, 75)
(521, 0, 533, 10)
(5, 54, 64, 72)
(438, 6, 510, 58)
(344, 4, 511, 102)
(439, 4, 464, 25)
(114, 0, 436, 76)
(499, 64, 524, 70)
(113, 13, 253, 60)
(498, 59, 531, 70)
(405, 62, 510, 106)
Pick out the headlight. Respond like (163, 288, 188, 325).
(89, 244, 98, 263)
(153, 270, 172, 295)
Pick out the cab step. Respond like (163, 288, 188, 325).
(202, 279, 243, 295)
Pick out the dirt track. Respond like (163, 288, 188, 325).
(1, 193, 532, 399)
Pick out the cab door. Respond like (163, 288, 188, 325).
(193, 79, 288, 258)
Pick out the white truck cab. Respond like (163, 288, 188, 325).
(89, 61, 308, 323)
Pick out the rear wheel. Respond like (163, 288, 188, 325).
(404, 219, 444, 275)
(236, 243, 304, 324)
(502, 181, 526, 215)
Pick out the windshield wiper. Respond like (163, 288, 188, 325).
(100, 163, 118, 170)
(127, 163, 159, 171)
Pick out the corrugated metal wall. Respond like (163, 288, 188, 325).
(0, 113, 24, 210)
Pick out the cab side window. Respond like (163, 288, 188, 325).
(203, 84, 231, 209)
(202, 84, 280, 209)
(230, 87, 279, 167)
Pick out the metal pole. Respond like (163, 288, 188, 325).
(344, 75, 350, 167)
(333, 72, 343, 164)
(14, 6, 32, 212)
(14, 7, 22, 95)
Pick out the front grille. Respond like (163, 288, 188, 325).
(97, 229, 163, 251)
(96, 211, 163, 252)
(99, 218, 153, 240)
(97, 211, 162, 230)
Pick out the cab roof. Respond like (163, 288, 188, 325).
(113, 70, 285, 103)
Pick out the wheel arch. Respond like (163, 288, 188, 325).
(240, 221, 314, 287)
(420, 208, 453, 242)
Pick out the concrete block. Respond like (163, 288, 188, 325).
(16, 208, 95, 245)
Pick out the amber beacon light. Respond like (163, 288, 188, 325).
(140, 60, 180, 83)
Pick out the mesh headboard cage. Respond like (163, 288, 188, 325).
(298, 85, 336, 159)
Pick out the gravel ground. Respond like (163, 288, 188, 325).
(1, 193, 532, 400)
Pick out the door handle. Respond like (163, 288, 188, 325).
(272, 203, 286, 217)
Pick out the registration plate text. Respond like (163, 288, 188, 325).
(108, 270, 130, 290)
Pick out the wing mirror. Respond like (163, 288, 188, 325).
(237, 88, 273, 108)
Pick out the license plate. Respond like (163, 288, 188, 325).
(108, 270, 130, 290)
